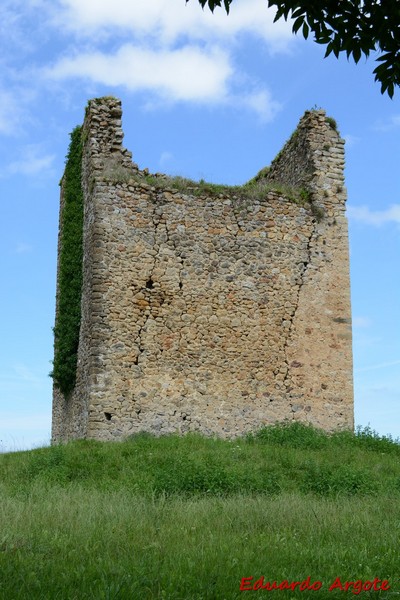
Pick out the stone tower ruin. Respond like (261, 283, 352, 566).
(52, 96, 353, 442)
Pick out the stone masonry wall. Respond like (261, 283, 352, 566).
(52, 97, 353, 442)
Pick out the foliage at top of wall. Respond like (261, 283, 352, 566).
(325, 116, 338, 131)
(51, 126, 84, 397)
(268, 108, 339, 168)
(118, 171, 312, 208)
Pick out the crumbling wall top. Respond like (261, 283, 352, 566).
(261, 109, 346, 212)
(82, 97, 138, 188)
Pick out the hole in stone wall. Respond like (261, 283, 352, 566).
(145, 278, 154, 289)
(179, 282, 183, 289)
(104, 412, 112, 421)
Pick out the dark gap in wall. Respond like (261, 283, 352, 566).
(179, 282, 183, 289)
(104, 412, 112, 421)
(145, 278, 154, 289)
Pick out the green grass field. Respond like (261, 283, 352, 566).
(1, 423, 399, 599)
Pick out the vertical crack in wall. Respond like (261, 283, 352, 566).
(135, 312, 151, 365)
(158, 193, 187, 395)
(164, 217, 185, 355)
(231, 200, 244, 238)
(135, 191, 187, 366)
(135, 201, 159, 365)
(282, 218, 316, 403)
(162, 197, 185, 290)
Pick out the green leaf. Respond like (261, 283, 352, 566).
(193, 0, 400, 97)
(325, 44, 333, 58)
(292, 16, 304, 34)
(353, 46, 362, 63)
(292, 8, 305, 19)
(272, 5, 287, 22)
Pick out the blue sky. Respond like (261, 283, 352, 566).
(0, 0, 399, 452)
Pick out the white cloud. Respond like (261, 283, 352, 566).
(347, 204, 400, 226)
(6, 145, 55, 176)
(373, 115, 400, 132)
(0, 409, 51, 452)
(241, 89, 281, 122)
(343, 134, 360, 148)
(352, 316, 371, 328)
(12, 363, 45, 386)
(355, 359, 400, 373)
(43, 1, 286, 118)
(0, 89, 23, 135)
(0, 413, 50, 430)
(47, 43, 281, 119)
(159, 151, 174, 169)
(48, 44, 232, 101)
(15, 243, 33, 254)
(57, 0, 294, 52)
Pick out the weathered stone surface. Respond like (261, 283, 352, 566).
(52, 98, 353, 443)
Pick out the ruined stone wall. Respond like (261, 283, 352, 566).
(52, 97, 353, 443)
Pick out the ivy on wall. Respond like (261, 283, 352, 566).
(51, 126, 83, 396)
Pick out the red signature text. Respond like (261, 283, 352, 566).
(240, 576, 390, 594)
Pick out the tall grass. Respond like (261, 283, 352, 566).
(1, 423, 399, 599)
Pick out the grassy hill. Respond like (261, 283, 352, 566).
(1, 423, 399, 599)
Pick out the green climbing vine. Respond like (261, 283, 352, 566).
(51, 126, 83, 396)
